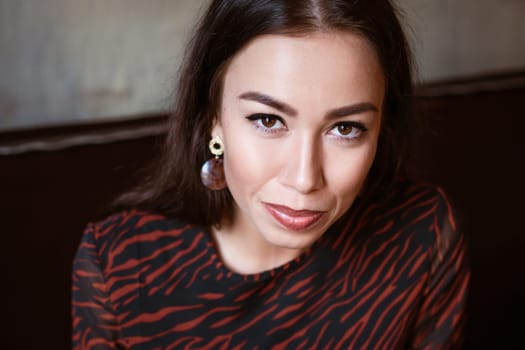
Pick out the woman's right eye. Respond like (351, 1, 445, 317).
(245, 113, 286, 133)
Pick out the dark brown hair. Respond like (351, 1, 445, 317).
(114, 0, 415, 226)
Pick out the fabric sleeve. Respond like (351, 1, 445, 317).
(72, 223, 124, 350)
(410, 188, 471, 350)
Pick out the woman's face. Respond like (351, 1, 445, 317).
(212, 31, 384, 254)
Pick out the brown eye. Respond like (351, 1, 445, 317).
(261, 116, 277, 128)
(330, 122, 367, 140)
(337, 124, 354, 135)
(246, 113, 285, 132)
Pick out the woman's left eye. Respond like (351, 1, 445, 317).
(329, 122, 367, 140)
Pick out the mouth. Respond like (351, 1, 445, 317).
(262, 202, 326, 232)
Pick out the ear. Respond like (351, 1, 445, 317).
(211, 114, 223, 139)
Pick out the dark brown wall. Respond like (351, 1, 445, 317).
(3, 82, 524, 349)
(412, 87, 525, 350)
(4, 118, 164, 349)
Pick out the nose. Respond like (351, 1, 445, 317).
(279, 135, 325, 194)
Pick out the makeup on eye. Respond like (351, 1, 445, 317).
(328, 121, 368, 141)
(245, 112, 368, 141)
(245, 113, 287, 133)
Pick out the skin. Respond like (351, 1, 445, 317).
(211, 31, 385, 275)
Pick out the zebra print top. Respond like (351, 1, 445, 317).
(72, 181, 469, 349)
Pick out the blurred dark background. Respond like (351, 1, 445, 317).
(2, 1, 525, 349)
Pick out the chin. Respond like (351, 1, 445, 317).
(263, 229, 323, 251)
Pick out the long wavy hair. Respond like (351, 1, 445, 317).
(114, 0, 415, 226)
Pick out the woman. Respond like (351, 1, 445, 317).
(72, 0, 469, 349)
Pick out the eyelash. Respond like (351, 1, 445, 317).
(245, 113, 368, 141)
(328, 121, 368, 141)
(246, 113, 286, 134)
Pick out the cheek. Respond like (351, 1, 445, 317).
(222, 132, 281, 198)
(326, 144, 377, 203)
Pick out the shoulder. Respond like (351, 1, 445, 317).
(367, 180, 455, 220)
(82, 209, 209, 267)
(385, 180, 461, 252)
(86, 209, 195, 241)
(348, 179, 459, 249)
(86, 209, 166, 235)
(326, 180, 463, 291)
(396, 180, 457, 227)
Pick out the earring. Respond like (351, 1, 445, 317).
(200, 136, 227, 190)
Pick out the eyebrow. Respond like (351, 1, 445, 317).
(326, 102, 378, 119)
(239, 91, 297, 116)
(238, 91, 378, 119)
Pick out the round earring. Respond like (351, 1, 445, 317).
(200, 136, 227, 190)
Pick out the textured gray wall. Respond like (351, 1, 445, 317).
(402, 0, 525, 82)
(1, 0, 524, 130)
(1, 0, 206, 130)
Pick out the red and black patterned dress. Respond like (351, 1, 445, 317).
(72, 181, 469, 349)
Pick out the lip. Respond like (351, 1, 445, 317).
(262, 202, 325, 232)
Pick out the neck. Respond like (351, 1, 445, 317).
(210, 215, 303, 275)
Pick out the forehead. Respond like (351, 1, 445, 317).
(222, 31, 385, 108)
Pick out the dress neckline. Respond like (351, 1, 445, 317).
(200, 223, 336, 283)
